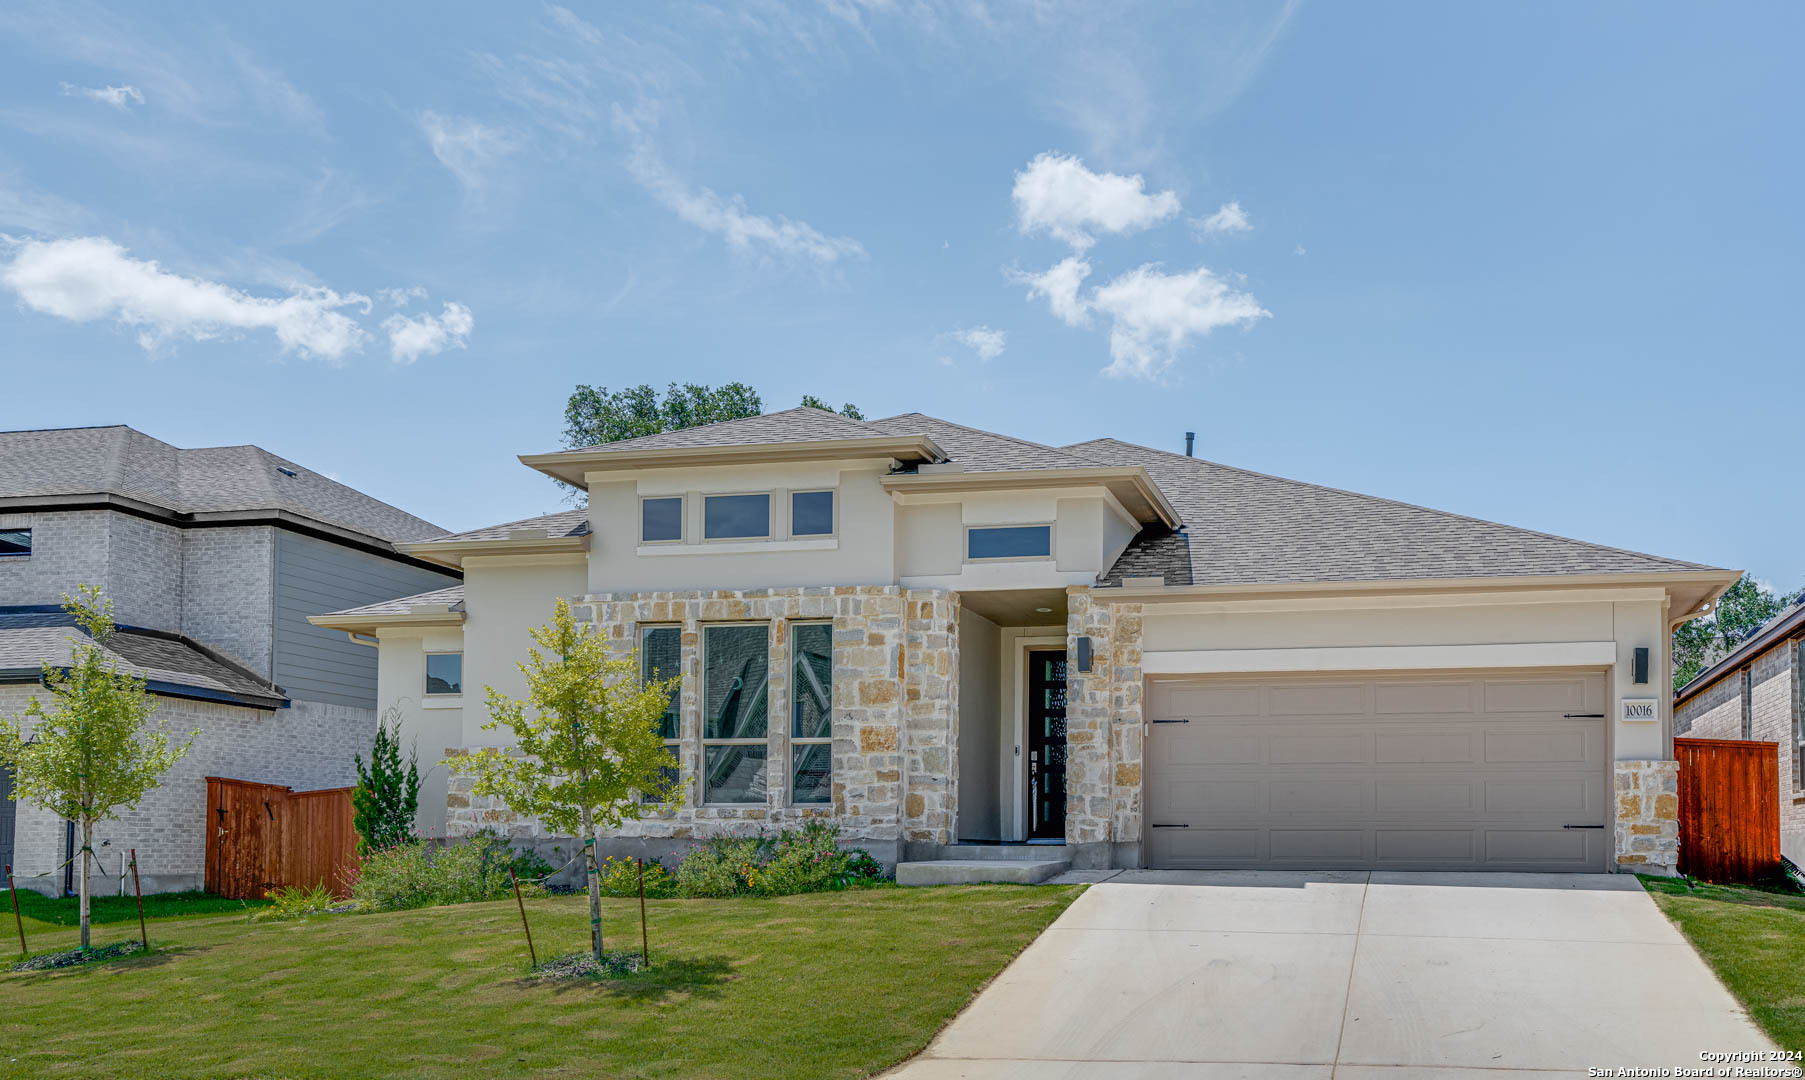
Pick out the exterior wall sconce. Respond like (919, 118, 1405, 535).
(1075, 636, 1093, 673)
(1632, 647, 1649, 685)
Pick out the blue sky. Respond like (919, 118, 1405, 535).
(3, 2, 1800, 584)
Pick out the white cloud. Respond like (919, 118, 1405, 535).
(948, 325, 1007, 362)
(1196, 201, 1251, 235)
(1011, 256, 1092, 327)
(382, 302, 474, 364)
(1011, 152, 1180, 252)
(420, 112, 515, 193)
(377, 285, 428, 308)
(1089, 264, 1269, 380)
(59, 82, 143, 109)
(1294, 244, 1306, 256)
(0, 236, 370, 361)
(613, 105, 863, 264)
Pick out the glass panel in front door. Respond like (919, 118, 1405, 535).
(1027, 650, 1067, 840)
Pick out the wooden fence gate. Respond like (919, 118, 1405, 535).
(205, 777, 359, 899)
(1674, 737, 1781, 883)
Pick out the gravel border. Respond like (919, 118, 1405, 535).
(11, 940, 147, 972)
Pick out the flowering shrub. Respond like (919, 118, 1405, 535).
(596, 854, 678, 898)
(251, 882, 342, 922)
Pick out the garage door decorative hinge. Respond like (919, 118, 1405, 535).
(1150, 717, 1190, 724)
(1562, 713, 1606, 719)
(1561, 824, 1604, 830)
(1148, 823, 1190, 829)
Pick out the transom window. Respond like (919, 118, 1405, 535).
(703, 624, 770, 804)
(424, 652, 462, 696)
(704, 494, 771, 540)
(0, 529, 29, 557)
(967, 524, 1052, 560)
(790, 490, 835, 537)
(641, 626, 682, 802)
(641, 496, 683, 543)
(790, 623, 833, 804)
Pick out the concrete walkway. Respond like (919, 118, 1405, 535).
(887, 871, 1774, 1078)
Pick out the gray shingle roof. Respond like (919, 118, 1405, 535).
(1069, 438, 1715, 587)
(0, 426, 447, 544)
(0, 610, 287, 709)
(865, 413, 1102, 472)
(414, 509, 589, 545)
(322, 585, 466, 618)
(556, 407, 890, 455)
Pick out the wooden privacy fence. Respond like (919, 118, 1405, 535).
(204, 777, 359, 899)
(1674, 737, 1781, 883)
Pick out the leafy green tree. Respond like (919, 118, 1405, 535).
(450, 598, 681, 961)
(1672, 574, 1801, 690)
(352, 709, 420, 854)
(799, 394, 864, 420)
(0, 587, 195, 948)
(562, 381, 763, 450)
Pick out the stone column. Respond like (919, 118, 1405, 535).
(1613, 759, 1680, 874)
(1108, 602, 1145, 861)
(1064, 586, 1113, 867)
(901, 589, 960, 846)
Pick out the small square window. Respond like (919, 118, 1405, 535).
(967, 525, 1052, 560)
(0, 528, 30, 557)
(425, 653, 463, 695)
(704, 494, 771, 540)
(791, 490, 835, 536)
(641, 497, 683, 543)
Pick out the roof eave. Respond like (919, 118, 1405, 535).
(309, 609, 467, 635)
(399, 533, 588, 569)
(519, 434, 949, 488)
(1108, 568, 1742, 603)
(878, 466, 1182, 528)
(1674, 602, 1805, 704)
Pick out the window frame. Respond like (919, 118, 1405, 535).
(788, 621, 834, 806)
(640, 624, 684, 803)
(1794, 638, 1804, 791)
(1742, 666, 1754, 740)
(639, 494, 685, 544)
(788, 489, 837, 539)
(0, 527, 30, 558)
(964, 523, 1055, 562)
(701, 622, 772, 806)
(702, 491, 774, 541)
(423, 651, 463, 697)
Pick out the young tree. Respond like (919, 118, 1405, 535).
(0, 587, 194, 949)
(451, 598, 681, 961)
(352, 708, 420, 853)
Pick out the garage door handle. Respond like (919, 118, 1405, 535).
(1562, 824, 1604, 830)
(1149, 823, 1190, 829)
(1150, 718, 1190, 724)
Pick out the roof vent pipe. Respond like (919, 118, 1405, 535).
(1184, 431, 1195, 457)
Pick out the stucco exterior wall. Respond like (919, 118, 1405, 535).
(1676, 640, 1805, 866)
(2, 686, 373, 895)
(441, 586, 959, 867)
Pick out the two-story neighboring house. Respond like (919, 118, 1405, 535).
(313, 409, 1737, 879)
(0, 425, 461, 893)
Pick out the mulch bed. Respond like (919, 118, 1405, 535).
(530, 951, 647, 980)
(10, 940, 146, 972)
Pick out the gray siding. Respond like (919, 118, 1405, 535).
(273, 532, 459, 708)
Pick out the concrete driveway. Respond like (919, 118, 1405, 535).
(888, 871, 1774, 1079)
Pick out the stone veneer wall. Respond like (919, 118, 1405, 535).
(1063, 586, 1144, 869)
(443, 586, 959, 866)
(1613, 759, 1680, 874)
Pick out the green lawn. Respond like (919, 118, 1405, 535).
(1641, 875, 1805, 1052)
(0, 884, 1081, 1079)
(6, 888, 268, 927)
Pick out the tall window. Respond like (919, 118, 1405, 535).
(1794, 640, 1804, 790)
(1742, 666, 1754, 740)
(641, 626, 682, 802)
(425, 653, 462, 695)
(791, 623, 833, 804)
(703, 624, 769, 804)
(0, 528, 29, 557)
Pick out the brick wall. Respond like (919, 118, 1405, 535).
(181, 526, 276, 676)
(0, 510, 116, 613)
(2, 685, 374, 894)
(105, 512, 184, 632)
(1676, 640, 1805, 866)
(443, 586, 958, 866)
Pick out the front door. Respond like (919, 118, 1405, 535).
(1027, 650, 1068, 841)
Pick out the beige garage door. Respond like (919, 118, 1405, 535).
(1144, 671, 1609, 872)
